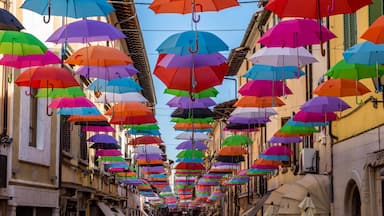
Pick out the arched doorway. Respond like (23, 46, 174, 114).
(345, 180, 361, 216)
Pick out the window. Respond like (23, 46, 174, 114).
(28, 89, 37, 147)
(60, 116, 71, 153)
(79, 127, 88, 160)
(369, 0, 384, 25)
(343, 13, 357, 50)
(0, 155, 6, 188)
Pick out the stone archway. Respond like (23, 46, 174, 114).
(344, 179, 361, 216)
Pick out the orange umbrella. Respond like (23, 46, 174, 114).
(253, 158, 283, 167)
(361, 15, 384, 44)
(104, 102, 152, 116)
(137, 159, 164, 165)
(115, 172, 136, 177)
(217, 146, 248, 156)
(234, 96, 285, 107)
(313, 78, 370, 97)
(65, 45, 133, 66)
(209, 168, 234, 173)
(149, 0, 239, 14)
(173, 123, 212, 130)
(68, 115, 107, 122)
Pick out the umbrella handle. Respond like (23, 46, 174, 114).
(320, 43, 326, 56)
(25, 86, 37, 97)
(188, 40, 199, 54)
(192, 3, 202, 23)
(46, 82, 54, 116)
(43, 3, 51, 24)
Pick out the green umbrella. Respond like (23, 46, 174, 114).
(326, 59, 384, 80)
(171, 117, 214, 124)
(124, 123, 160, 130)
(279, 124, 318, 135)
(164, 87, 219, 98)
(36, 86, 85, 98)
(176, 150, 204, 158)
(0, 30, 47, 55)
(221, 135, 253, 146)
(97, 156, 125, 162)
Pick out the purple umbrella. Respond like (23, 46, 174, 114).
(228, 116, 270, 124)
(76, 65, 139, 80)
(136, 154, 163, 160)
(176, 140, 208, 150)
(0, 50, 60, 68)
(300, 96, 351, 113)
(263, 145, 292, 156)
(120, 178, 145, 185)
(268, 136, 302, 144)
(141, 166, 165, 173)
(46, 19, 126, 43)
(167, 97, 216, 108)
(212, 162, 239, 167)
(293, 110, 337, 122)
(158, 53, 227, 68)
(239, 80, 293, 97)
(95, 149, 122, 157)
(87, 134, 118, 144)
(82, 125, 116, 133)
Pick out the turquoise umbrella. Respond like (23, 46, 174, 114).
(87, 78, 142, 93)
(243, 64, 305, 80)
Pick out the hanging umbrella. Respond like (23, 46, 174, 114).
(298, 194, 316, 216)
(300, 96, 350, 113)
(90, 142, 120, 149)
(361, 15, 384, 44)
(268, 135, 302, 144)
(171, 108, 215, 119)
(263, 145, 293, 156)
(239, 80, 293, 97)
(0, 50, 60, 68)
(167, 97, 216, 108)
(176, 150, 204, 158)
(154, 63, 227, 92)
(228, 116, 270, 124)
(343, 41, 384, 64)
(175, 162, 205, 170)
(325, 59, 384, 80)
(76, 65, 139, 80)
(128, 136, 163, 145)
(87, 78, 142, 93)
(95, 92, 148, 103)
(175, 132, 210, 140)
(231, 107, 278, 118)
(221, 135, 252, 147)
(217, 146, 248, 156)
(104, 102, 152, 116)
(158, 53, 226, 68)
(46, 19, 125, 43)
(279, 124, 318, 135)
(95, 149, 122, 157)
(134, 146, 163, 154)
(97, 156, 125, 162)
(156, 31, 228, 55)
(313, 78, 371, 97)
(293, 110, 337, 123)
(165, 87, 219, 98)
(176, 158, 204, 163)
(136, 154, 162, 160)
(258, 19, 336, 48)
(125, 124, 160, 130)
(82, 125, 115, 133)
(21, 0, 114, 22)
(57, 107, 101, 116)
(174, 123, 212, 131)
(65, 45, 133, 66)
(265, 0, 371, 19)
(0, 8, 24, 31)
(171, 117, 214, 124)
(149, 0, 239, 14)
(110, 114, 157, 125)
(0, 30, 47, 55)
(48, 97, 95, 108)
(68, 115, 107, 123)
(87, 134, 118, 144)
(176, 140, 207, 150)
(243, 64, 305, 80)
(234, 96, 285, 108)
(248, 47, 318, 66)
(36, 87, 85, 98)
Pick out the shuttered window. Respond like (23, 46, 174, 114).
(369, 0, 384, 24)
(0, 155, 6, 188)
(343, 13, 357, 50)
(79, 127, 88, 160)
(29, 89, 38, 147)
(60, 115, 71, 152)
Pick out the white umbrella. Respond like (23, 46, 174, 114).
(230, 107, 278, 118)
(248, 47, 318, 66)
(133, 146, 163, 154)
(175, 132, 210, 141)
(298, 194, 316, 216)
(95, 92, 148, 103)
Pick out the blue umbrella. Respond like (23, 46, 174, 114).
(243, 64, 305, 80)
(285, 118, 328, 127)
(259, 154, 290, 161)
(21, 0, 114, 23)
(156, 31, 228, 55)
(57, 107, 101, 116)
(88, 78, 142, 93)
(127, 129, 161, 136)
(343, 41, 384, 65)
(176, 158, 204, 163)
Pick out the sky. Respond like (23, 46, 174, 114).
(135, 1, 260, 160)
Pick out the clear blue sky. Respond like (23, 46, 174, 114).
(135, 1, 259, 160)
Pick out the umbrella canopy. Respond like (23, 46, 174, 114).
(258, 19, 336, 48)
(313, 79, 371, 97)
(343, 41, 384, 64)
(167, 97, 216, 108)
(36, 87, 85, 98)
(215, 155, 244, 163)
(21, 0, 115, 19)
(171, 108, 215, 119)
(154, 63, 227, 92)
(175, 162, 205, 170)
(82, 125, 115, 133)
(128, 136, 163, 145)
(228, 116, 270, 124)
(88, 78, 142, 93)
(268, 136, 302, 144)
(95, 92, 148, 103)
(46, 19, 125, 43)
(231, 107, 278, 118)
(221, 135, 252, 147)
(248, 47, 318, 66)
(293, 110, 337, 123)
(149, 0, 239, 14)
(95, 149, 122, 157)
(234, 96, 285, 108)
(279, 123, 318, 135)
(264, 145, 293, 156)
(176, 140, 207, 150)
(15, 66, 79, 88)
(157, 30, 228, 55)
(109, 114, 157, 125)
(0, 30, 47, 55)
(176, 149, 204, 158)
(90, 142, 120, 149)
(87, 134, 118, 144)
(361, 15, 384, 44)
(175, 132, 210, 141)
(68, 115, 107, 122)
(104, 102, 152, 116)
(0, 8, 24, 31)
(65, 46, 133, 66)
(165, 87, 219, 98)
(76, 65, 139, 80)
(48, 97, 95, 108)
(217, 146, 248, 156)
(57, 107, 101, 116)
(174, 123, 212, 130)
(325, 59, 384, 80)
(300, 96, 350, 113)
(265, 0, 371, 19)
(243, 64, 305, 80)
(158, 53, 227, 68)
(97, 156, 125, 162)
(239, 80, 293, 97)
(171, 117, 214, 124)
(0, 50, 60, 68)
(134, 146, 163, 154)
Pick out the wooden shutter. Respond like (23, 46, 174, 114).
(369, 0, 384, 24)
(60, 116, 71, 152)
(0, 155, 7, 188)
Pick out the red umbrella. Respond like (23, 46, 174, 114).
(175, 162, 205, 170)
(110, 114, 157, 125)
(128, 136, 163, 145)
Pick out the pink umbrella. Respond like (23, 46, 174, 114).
(108, 167, 130, 173)
(0, 50, 61, 68)
(258, 19, 336, 48)
(81, 125, 115, 132)
(239, 80, 292, 97)
(293, 110, 337, 122)
(48, 96, 95, 108)
(263, 145, 293, 156)
(96, 149, 122, 157)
